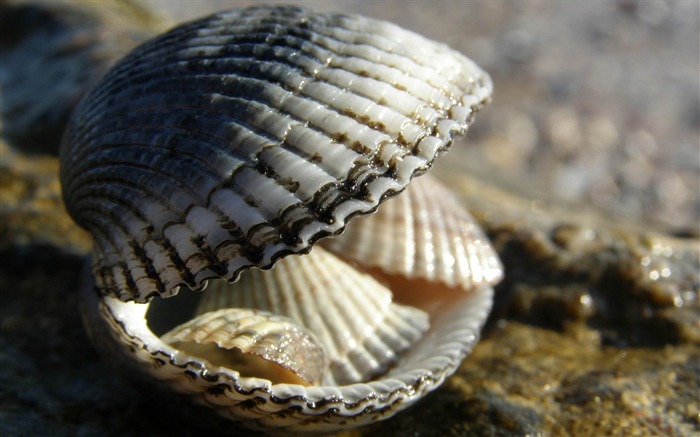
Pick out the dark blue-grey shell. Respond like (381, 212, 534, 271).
(60, 5, 491, 301)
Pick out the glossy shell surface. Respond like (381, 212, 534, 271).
(60, 4, 492, 303)
(323, 174, 503, 289)
(63, 5, 500, 433)
(161, 308, 328, 385)
(195, 246, 430, 385)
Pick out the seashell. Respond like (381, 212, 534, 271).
(81, 269, 494, 432)
(60, 4, 492, 303)
(62, 4, 500, 433)
(322, 173, 504, 293)
(161, 308, 327, 386)
(195, 246, 430, 385)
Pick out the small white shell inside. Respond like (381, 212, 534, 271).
(194, 246, 430, 385)
(161, 308, 328, 385)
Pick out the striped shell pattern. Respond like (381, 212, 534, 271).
(61, 5, 492, 303)
(62, 5, 501, 433)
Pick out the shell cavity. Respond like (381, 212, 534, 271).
(195, 246, 430, 385)
(59, 5, 493, 302)
(161, 308, 327, 385)
(322, 174, 504, 290)
(81, 271, 494, 432)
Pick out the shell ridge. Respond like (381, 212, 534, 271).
(268, 259, 300, 322)
(81, 88, 284, 147)
(68, 155, 202, 216)
(63, 5, 493, 301)
(401, 182, 417, 274)
(70, 36, 476, 189)
(411, 185, 434, 282)
(82, 23, 471, 125)
(309, 251, 378, 362)
(63, 127, 244, 203)
(312, 255, 381, 354)
(194, 36, 454, 119)
(299, 252, 349, 359)
(417, 176, 445, 282)
(77, 67, 414, 196)
(289, 28, 468, 107)
(322, 175, 504, 291)
(275, 257, 314, 334)
(452, 223, 474, 289)
(298, 174, 407, 250)
(80, 200, 174, 293)
(172, 15, 456, 94)
(79, 201, 160, 298)
(78, 89, 286, 153)
(73, 181, 164, 233)
(83, 34, 322, 106)
(465, 232, 485, 285)
(449, 204, 474, 287)
(82, 9, 313, 102)
(72, 170, 239, 292)
(102, 221, 217, 302)
(84, 215, 131, 288)
(303, 24, 470, 100)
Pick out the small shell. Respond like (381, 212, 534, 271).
(161, 308, 327, 385)
(59, 5, 493, 303)
(322, 174, 503, 289)
(196, 246, 429, 385)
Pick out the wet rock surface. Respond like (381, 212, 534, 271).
(0, 1, 164, 154)
(1, 1, 698, 436)
(450, 174, 700, 349)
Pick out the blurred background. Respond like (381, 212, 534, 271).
(138, 0, 700, 234)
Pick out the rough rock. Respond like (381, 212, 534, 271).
(0, 1, 165, 154)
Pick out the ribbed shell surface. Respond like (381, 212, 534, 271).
(161, 308, 327, 385)
(195, 246, 429, 385)
(59, 5, 493, 302)
(323, 174, 503, 289)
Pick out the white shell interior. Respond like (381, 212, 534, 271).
(82, 273, 493, 432)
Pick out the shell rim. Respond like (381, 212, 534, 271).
(83, 267, 494, 431)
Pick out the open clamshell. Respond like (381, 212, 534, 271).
(63, 5, 500, 432)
